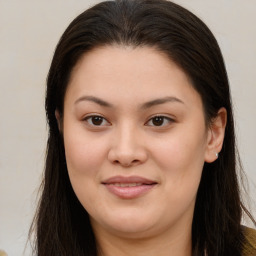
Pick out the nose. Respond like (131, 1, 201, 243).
(107, 124, 148, 167)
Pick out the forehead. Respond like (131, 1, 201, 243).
(65, 45, 202, 110)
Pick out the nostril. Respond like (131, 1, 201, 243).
(115, 160, 139, 167)
(108, 147, 148, 166)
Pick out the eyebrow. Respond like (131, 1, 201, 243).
(75, 96, 113, 107)
(140, 96, 184, 109)
(74, 95, 184, 109)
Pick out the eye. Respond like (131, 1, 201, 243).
(84, 115, 110, 126)
(146, 115, 174, 127)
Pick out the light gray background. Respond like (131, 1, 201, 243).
(0, 1, 255, 255)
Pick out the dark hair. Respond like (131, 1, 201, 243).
(31, 0, 255, 255)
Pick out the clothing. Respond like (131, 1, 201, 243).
(243, 226, 256, 256)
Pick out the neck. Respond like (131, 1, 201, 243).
(93, 224, 192, 256)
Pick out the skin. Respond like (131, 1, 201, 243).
(58, 46, 226, 256)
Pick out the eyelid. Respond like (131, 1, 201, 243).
(145, 115, 175, 127)
(83, 114, 111, 127)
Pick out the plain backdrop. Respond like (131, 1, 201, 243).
(0, 1, 255, 255)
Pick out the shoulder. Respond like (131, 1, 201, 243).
(242, 226, 256, 256)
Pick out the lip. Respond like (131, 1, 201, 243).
(102, 176, 157, 199)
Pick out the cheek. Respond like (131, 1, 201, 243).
(63, 129, 109, 179)
(152, 133, 206, 172)
(150, 129, 206, 196)
(153, 140, 204, 220)
(63, 133, 109, 210)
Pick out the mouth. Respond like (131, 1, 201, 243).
(107, 183, 145, 187)
(102, 176, 158, 199)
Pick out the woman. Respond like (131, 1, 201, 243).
(30, 0, 256, 255)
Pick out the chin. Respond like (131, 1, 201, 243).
(91, 209, 164, 238)
(105, 223, 156, 239)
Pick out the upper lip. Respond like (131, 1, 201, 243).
(102, 176, 157, 185)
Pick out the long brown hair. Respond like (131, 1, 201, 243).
(31, 0, 255, 255)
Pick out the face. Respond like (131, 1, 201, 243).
(61, 46, 216, 239)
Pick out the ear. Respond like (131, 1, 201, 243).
(204, 107, 227, 163)
(55, 109, 62, 132)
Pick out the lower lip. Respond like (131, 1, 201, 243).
(103, 184, 156, 199)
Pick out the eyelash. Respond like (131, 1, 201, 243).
(83, 115, 111, 126)
(146, 115, 175, 127)
(83, 115, 175, 128)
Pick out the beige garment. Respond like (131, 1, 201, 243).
(243, 227, 256, 256)
(0, 250, 7, 256)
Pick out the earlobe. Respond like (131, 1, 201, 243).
(204, 107, 227, 163)
(55, 109, 62, 132)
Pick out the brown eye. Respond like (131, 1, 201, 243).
(152, 116, 164, 126)
(92, 116, 104, 125)
(84, 115, 110, 126)
(146, 116, 174, 127)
